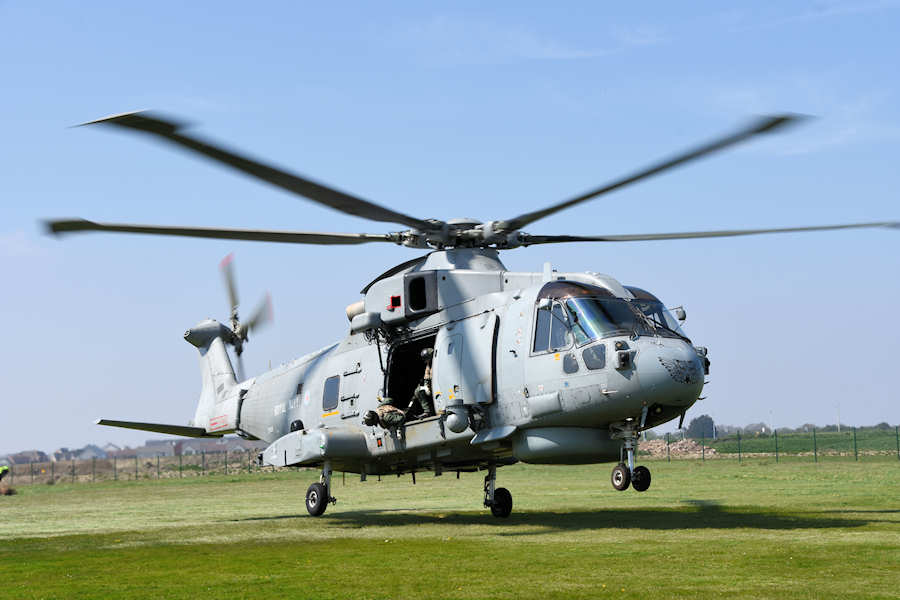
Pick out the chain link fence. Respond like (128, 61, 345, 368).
(644, 426, 900, 463)
(1, 449, 282, 487)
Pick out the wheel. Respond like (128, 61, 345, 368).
(611, 464, 631, 491)
(490, 487, 513, 518)
(306, 482, 329, 516)
(631, 466, 651, 492)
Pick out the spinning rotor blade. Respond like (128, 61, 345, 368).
(245, 293, 274, 333)
(220, 253, 239, 312)
(80, 111, 432, 230)
(520, 221, 900, 245)
(500, 114, 805, 232)
(46, 219, 394, 245)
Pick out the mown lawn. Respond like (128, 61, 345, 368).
(1, 459, 897, 599)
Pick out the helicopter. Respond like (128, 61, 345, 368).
(47, 111, 898, 517)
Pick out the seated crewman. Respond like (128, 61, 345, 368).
(363, 397, 406, 429)
(410, 348, 435, 418)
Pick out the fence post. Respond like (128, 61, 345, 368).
(134, 456, 138, 480)
(114, 456, 117, 481)
(157, 455, 160, 479)
(774, 429, 779, 463)
(813, 427, 818, 463)
(701, 432, 705, 461)
(247, 450, 251, 474)
(92, 457, 96, 483)
(179, 454, 183, 478)
(71, 459, 75, 483)
(30, 462, 34, 484)
(666, 433, 670, 462)
(51, 460, 55, 480)
(202, 451, 206, 476)
(737, 431, 742, 464)
(225, 451, 228, 476)
(896, 426, 900, 461)
(853, 427, 858, 461)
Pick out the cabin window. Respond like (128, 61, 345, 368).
(295, 382, 303, 397)
(533, 301, 571, 353)
(322, 376, 340, 411)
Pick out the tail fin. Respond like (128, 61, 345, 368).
(184, 319, 239, 433)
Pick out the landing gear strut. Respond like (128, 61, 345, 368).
(610, 423, 652, 492)
(483, 465, 513, 518)
(306, 461, 337, 517)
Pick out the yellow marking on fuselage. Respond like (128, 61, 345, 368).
(321, 410, 339, 418)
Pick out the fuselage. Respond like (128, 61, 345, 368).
(197, 249, 706, 474)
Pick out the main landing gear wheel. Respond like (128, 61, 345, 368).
(631, 465, 651, 492)
(611, 463, 631, 491)
(306, 482, 329, 516)
(490, 487, 513, 518)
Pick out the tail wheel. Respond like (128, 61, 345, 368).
(631, 466, 651, 492)
(490, 487, 513, 518)
(611, 463, 631, 491)
(306, 482, 329, 516)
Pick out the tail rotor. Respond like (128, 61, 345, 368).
(219, 253, 273, 381)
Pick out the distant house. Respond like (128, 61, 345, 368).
(102, 443, 121, 454)
(6, 450, 49, 464)
(77, 445, 107, 460)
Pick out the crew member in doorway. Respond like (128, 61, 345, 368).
(410, 348, 435, 418)
(364, 397, 406, 429)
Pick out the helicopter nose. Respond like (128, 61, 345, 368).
(636, 340, 704, 407)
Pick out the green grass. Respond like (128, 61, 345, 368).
(1, 460, 898, 599)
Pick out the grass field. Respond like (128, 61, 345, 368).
(1, 459, 898, 599)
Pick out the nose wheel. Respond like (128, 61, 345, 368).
(609, 424, 652, 492)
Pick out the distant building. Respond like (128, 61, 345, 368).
(77, 445, 107, 460)
(5, 450, 49, 464)
(102, 443, 121, 454)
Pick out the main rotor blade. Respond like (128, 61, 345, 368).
(46, 219, 394, 245)
(520, 221, 900, 245)
(79, 111, 432, 230)
(220, 253, 239, 312)
(500, 114, 806, 232)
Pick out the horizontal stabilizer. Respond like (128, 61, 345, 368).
(96, 419, 223, 438)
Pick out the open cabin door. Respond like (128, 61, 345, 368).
(432, 313, 498, 412)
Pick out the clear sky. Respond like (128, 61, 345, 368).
(2, 2, 899, 454)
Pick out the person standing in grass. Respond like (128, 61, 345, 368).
(0, 465, 8, 482)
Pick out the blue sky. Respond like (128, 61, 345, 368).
(2, 2, 899, 454)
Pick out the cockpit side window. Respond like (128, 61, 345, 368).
(533, 307, 551, 353)
(550, 303, 569, 350)
(533, 301, 571, 354)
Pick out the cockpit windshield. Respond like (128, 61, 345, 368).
(564, 296, 686, 345)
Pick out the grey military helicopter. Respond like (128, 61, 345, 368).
(47, 112, 897, 517)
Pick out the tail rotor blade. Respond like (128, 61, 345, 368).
(245, 293, 273, 333)
(220, 253, 239, 312)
